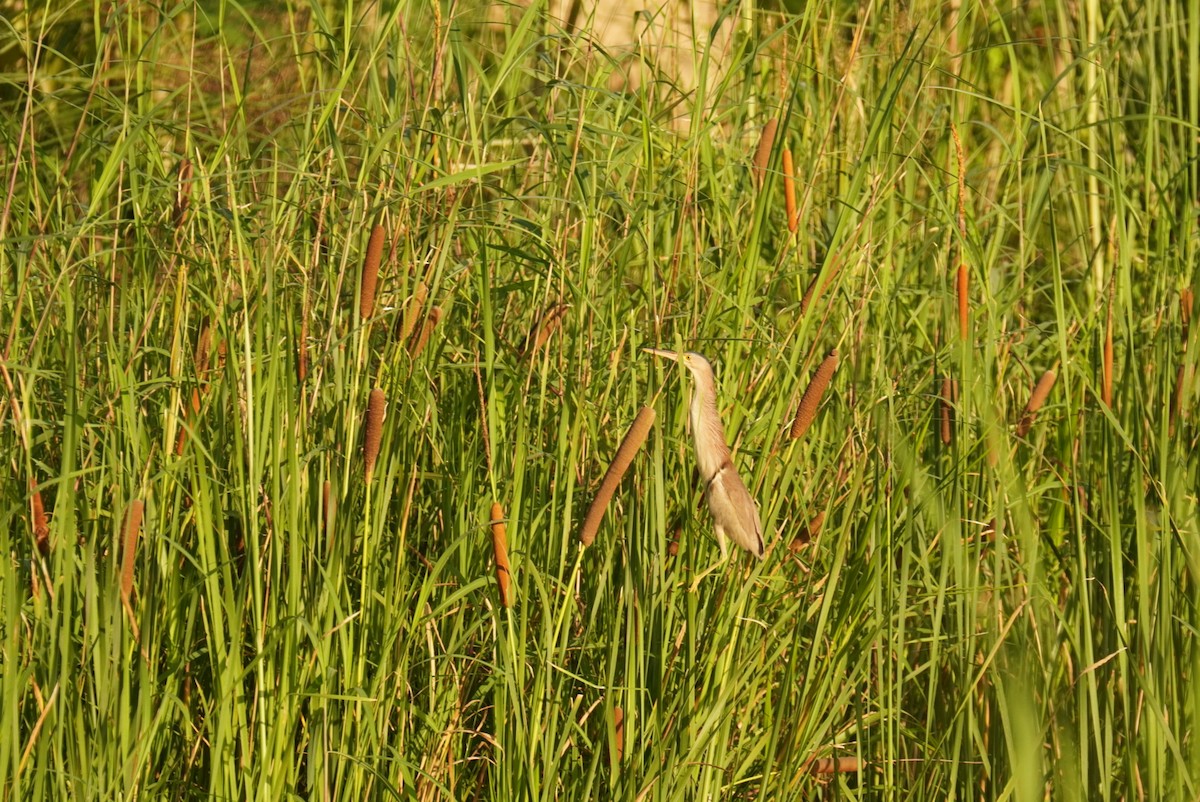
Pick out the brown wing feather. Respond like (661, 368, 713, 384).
(705, 464, 764, 558)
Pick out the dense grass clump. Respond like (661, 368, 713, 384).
(2, 1, 1198, 799)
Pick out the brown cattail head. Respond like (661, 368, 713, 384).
(1183, 287, 1194, 343)
(753, 118, 779, 186)
(783, 147, 798, 233)
(523, 303, 570, 358)
(322, 480, 334, 539)
(399, 281, 428, 341)
(409, 306, 443, 358)
(613, 706, 625, 763)
(790, 349, 839, 439)
(808, 756, 861, 775)
(176, 321, 215, 456)
(360, 223, 385, 322)
(956, 263, 969, 340)
(789, 510, 825, 553)
(172, 158, 194, 227)
(120, 499, 145, 606)
(939, 376, 958, 445)
(579, 406, 656, 547)
(364, 388, 386, 482)
(1102, 306, 1114, 407)
(490, 502, 512, 608)
(30, 479, 49, 556)
(1016, 368, 1057, 437)
(1170, 364, 1189, 436)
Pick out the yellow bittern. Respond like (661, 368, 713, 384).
(645, 348, 765, 561)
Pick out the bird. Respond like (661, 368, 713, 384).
(644, 348, 765, 562)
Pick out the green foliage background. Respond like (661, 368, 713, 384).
(1, 0, 1198, 799)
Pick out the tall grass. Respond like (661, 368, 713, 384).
(1, 0, 1198, 799)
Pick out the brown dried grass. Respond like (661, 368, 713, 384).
(579, 406, 656, 547)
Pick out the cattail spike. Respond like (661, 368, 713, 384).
(409, 306, 443, 358)
(120, 499, 145, 607)
(939, 376, 958, 445)
(360, 223, 385, 321)
(399, 282, 428, 341)
(613, 707, 625, 763)
(783, 147, 797, 233)
(490, 503, 512, 608)
(790, 349, 839, 439)
(753, 118, 778, 186)
(1016, 369, 1057, 437)
(1102, 305, 1114, 407)
(956, 263, 969, 340)
(30, 479, 49, 556)
(579, 406, 656, 547)
(364, 388, 386, 482)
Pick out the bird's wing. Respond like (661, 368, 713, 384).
(706, 463, 765, 558)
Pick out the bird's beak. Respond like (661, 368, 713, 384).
(643, 347, 680, 360)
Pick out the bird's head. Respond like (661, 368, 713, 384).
(643, 348, 714, 382)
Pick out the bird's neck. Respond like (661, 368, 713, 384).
(689, 380, 731, 480)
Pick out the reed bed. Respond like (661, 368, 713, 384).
(2, 4, 1196, 800)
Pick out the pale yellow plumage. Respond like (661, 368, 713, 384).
(645, 348, 764, 559)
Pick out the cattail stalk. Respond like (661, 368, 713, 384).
(752, 118, 778, 186)
(120, 499, 144, 607)
(409, 306, 443, 358)
(30, 478, 49, 555)
(783, 147, 797, 233)
(490, 502, 512, 607)
(579, 406, 656, 547)
(790, 349, 839, 439)
(1016, 369, 1057, 437)
(364, 388, 386, 482)
(360, 223, 385, 321)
